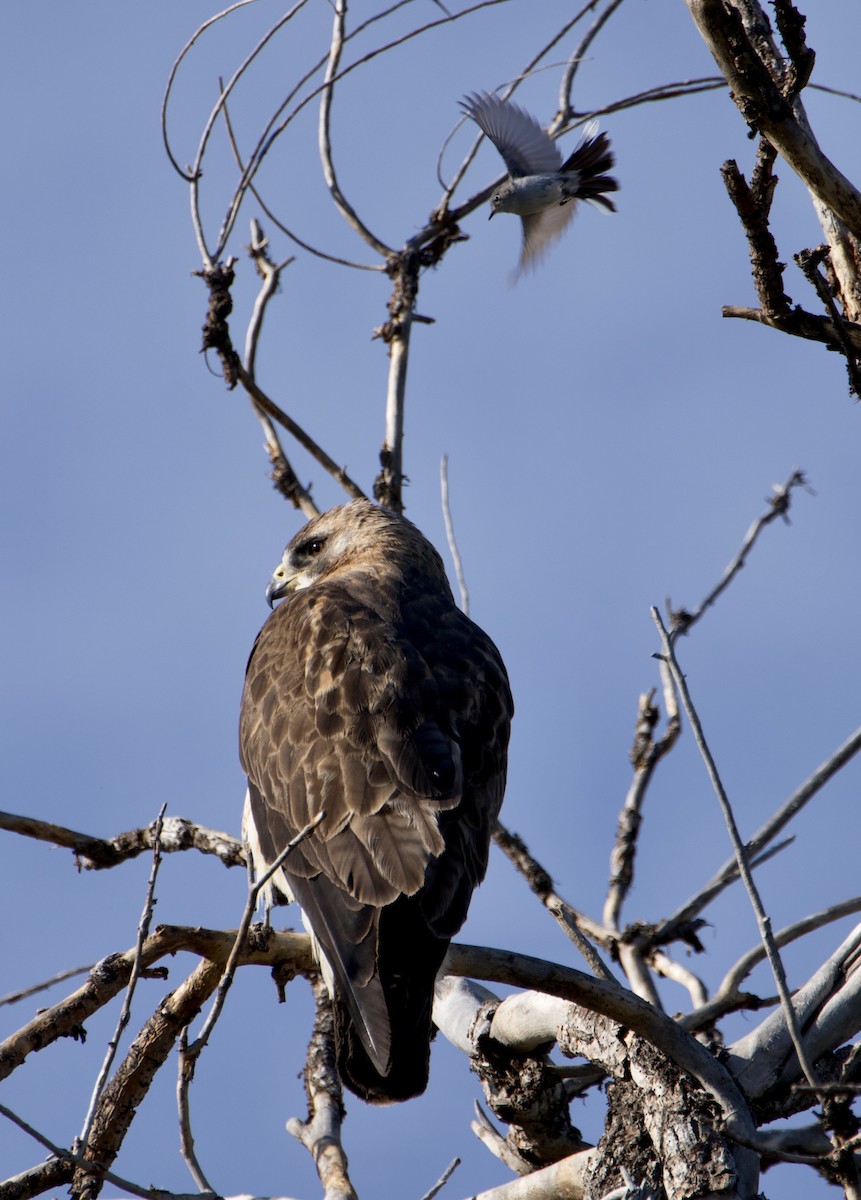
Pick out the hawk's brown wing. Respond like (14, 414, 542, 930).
(240, 576, 511, 1101)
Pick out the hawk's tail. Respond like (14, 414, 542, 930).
(561, 131, 619, 212)
(335, 896, 450, 1104)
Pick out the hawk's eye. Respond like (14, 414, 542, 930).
(300, 537, 325, 558)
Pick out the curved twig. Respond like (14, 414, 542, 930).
(318, 0, 392, 257)
(557, 0, 628, 124)
(161, 0, 263, 182)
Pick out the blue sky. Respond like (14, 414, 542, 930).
(2, 3, 860, 1198)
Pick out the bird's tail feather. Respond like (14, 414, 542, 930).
(561, 131, 619, 211)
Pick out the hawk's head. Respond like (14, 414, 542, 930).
(265, 499, 449, 607)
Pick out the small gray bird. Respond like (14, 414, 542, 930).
(460, 91, 618, 276)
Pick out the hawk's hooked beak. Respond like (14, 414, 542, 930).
(265, 566, 291, 609)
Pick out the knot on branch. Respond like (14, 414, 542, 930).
(418, 220, 467, 270)
(468, 1001, 584, 1169)
(373, 446, 407, 511)
(196, 259, 241, 388)
(269, 453, 313, 509)
(629, 690, 660, 769)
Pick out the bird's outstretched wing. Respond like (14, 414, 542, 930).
(460, 90, 561, 177)
(518, 206, 577, 275)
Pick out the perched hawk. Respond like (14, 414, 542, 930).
(240, 499, 512, 1103)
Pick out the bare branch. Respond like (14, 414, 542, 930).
(286, 973, 357, 1200)
(318, 0, 392, 258)
(795, 246, 861, 397)
(0, 963, 96, 1009)
(719, 897, 861, 1003)
(727, 922, 861, 1099)
(161, 0, 263, 182)
(444, 943, 758, 1145)
(668, 469, 810, 639)
(603, 679, 680, 932)
(650, 951, 709, 1010)
(187, 810, 326, 1059)
(0, 926, 312, 1083)
(234, 363, 367, 501)
(71, 959, 225, 1200)
(467, 1146, 597, 1200)
(440, 454, 470, 615)
(177, 1028, 216, 1195)
(0, 810, 245, 872)
(557, 0, 628, 123)
(79, 806, 168, 1149)
(419, 1157, 461, 1200)
(659, 722, 861, 942)
(0, 1157, 73, 1200)
(722, 302, 861, 352)
(720, 150, 792, 319)
(0, 1102, 183, 1200)
(493, 822, 616, 980)
(652, 606, 823, 1094)
(219, 87, 382, 273)
(685, 0, 861, 235)
(242, 218, 317, 517)
(194, 1, 313, 263)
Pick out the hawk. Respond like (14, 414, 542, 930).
(240, 499, 512, 1103)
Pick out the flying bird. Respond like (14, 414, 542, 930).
(240, 499, 512, 1103)
(460, 90, 618, 276)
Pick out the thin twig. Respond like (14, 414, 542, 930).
(218, 83, 382, 272)
(652, 606, 822, 1093)
(177, 1028, 216, 1194)
(668, 469, 810, 639)
(0, 925, 312, 1084)
(318, 0, 392, 257)
(186, 810, 326, 1059)
(213, 0, 506, 260)
(558, 0, 628, 123)
(234, 363, 366, 501)
(78, 806, 168, 1149)
(161, 0, 263, 181)
(795, 247, 861, 397)
(493, 822, 617, 981)
(603, 675, 680, 932)
(712, 897, 861, 1013)
(419, 1158, 461, 1200)
(658, 723, 861, 942)
(0, 1101, 200, 1200)
(440, 454, 469, 615)
(0, 962, 97, 1008)
(196, 1, 313, 263)
(241, 215, 317, 516)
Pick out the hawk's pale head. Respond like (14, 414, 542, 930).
(265, 499, 449, 607)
